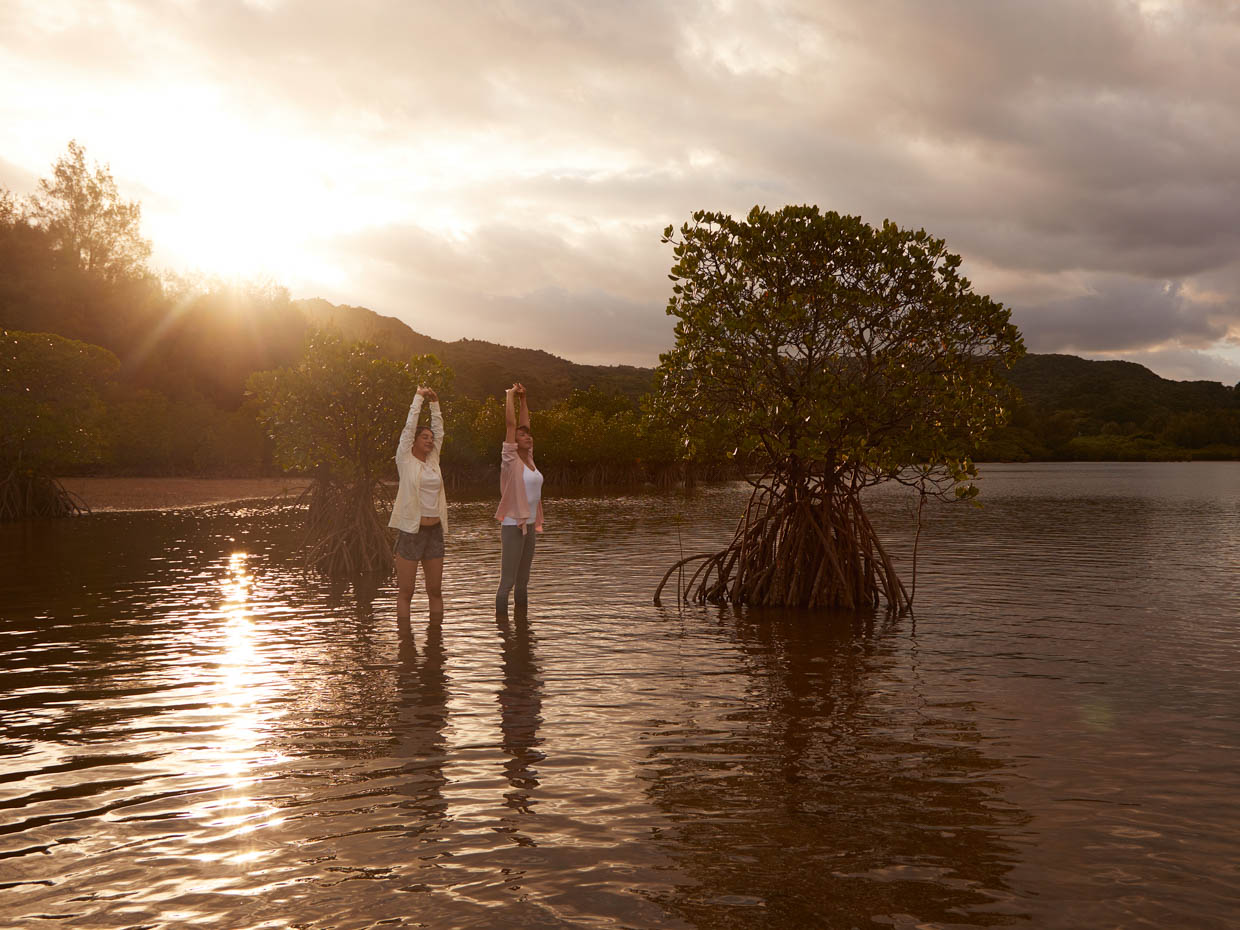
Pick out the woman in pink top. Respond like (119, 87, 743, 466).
(495, 382, 544, 615)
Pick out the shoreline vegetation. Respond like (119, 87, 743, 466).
(16, 330, 1239, 485)
(54, 472, 725, 514)
(56, 477, 312, 512)
(57, 460, 1240, 516)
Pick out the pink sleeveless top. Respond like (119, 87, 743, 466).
(494, 441, 544, 533)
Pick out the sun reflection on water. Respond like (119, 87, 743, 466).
(217, 551, 259, 762)
(200, 552, 287, 864)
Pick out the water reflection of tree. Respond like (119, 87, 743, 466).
(643, 609, 1028, 929)
(495, 612, 544, 843)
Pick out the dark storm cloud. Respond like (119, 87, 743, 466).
(5, 0, 1240, 377)
(1015, 276, 1234, 352)
(1112, 347, 1240, 384)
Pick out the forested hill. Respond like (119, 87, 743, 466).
(982, 353, 1240, 460)
(1010, 353, 1235, 409)
(298, 298, 653, 400)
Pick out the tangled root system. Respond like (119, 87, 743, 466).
(656, 474, 909, 612)
(0, 470, 88, 522)
(298, 478, 393, 577)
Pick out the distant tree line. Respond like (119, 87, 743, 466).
(980, 354, 1240, 461)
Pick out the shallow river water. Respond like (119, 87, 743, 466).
(1, 463, 1237, 929)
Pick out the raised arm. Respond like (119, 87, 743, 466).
(427, 388, 443, 454)
(504, 385, 517, 444)
(396, 391, 426, 462)
(517, 383, 530, 429)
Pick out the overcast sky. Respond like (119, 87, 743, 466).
(3, 0, 1239, 380)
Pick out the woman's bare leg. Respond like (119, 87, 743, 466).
(396, 554, 419, 629)
(422, 557, 444, 620)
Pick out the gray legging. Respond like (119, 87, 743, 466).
(496, 524, 537, 612)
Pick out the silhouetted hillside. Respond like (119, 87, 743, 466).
(298, 298, 654, 401)
(983, 354, 1240, 461)
(1008, 353, 1235, 414)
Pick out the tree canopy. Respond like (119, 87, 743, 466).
(1, 329, 118, 472)
(27, 141, 151, 281)
(0, 329, 118, 520)
(247, 331, 451, 485)
(658, 205, 1025, 497)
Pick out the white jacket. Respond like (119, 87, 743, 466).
(388, 395, 448, 534)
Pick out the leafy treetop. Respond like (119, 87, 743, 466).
(247, 331, 451, 485)
(27, 140, 151, 281)
(657, 205, 1025, 496)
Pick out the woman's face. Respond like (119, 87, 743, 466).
(516, 429, 534, 453)
(414, 427, 435, 456)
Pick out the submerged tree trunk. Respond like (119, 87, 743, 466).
(655, 473, 910, 612)
(0, 469, 89, 522)
(298, 477, 393, 577)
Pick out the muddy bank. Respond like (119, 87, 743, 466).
(60, 477, 311, 512)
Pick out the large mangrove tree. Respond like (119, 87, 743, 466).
(654, 205, 1025, 612)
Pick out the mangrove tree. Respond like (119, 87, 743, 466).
(654, 205, 1025, 611)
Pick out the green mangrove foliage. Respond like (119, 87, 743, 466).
(1, 329, 118, 520)
(654, 205, 1025, 611)
(415, 386, 687, 488)
(248, 332, 451, 576)
(527, 387, 683, 487)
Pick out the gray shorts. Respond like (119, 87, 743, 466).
(394, 523, 445, 562)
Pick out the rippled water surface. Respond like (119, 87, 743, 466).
(1, 463, 1238, 929)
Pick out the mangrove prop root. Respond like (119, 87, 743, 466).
(297, 478, 393, 577)
(0, 470, 89, 522)
(653, 476, 911, 613)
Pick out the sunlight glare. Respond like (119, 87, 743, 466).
(198, 551, 287, 857)
(217, 551, 260, 774)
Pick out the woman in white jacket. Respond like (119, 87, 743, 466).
(389, 386, 447, 628)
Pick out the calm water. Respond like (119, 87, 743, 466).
(1, 463, 1237, 929)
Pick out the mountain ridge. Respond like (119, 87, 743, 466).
(296, 297, 656, 401)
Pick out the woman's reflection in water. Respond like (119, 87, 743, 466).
(495, 611, 544, 843)
(393, 619, 450, 835)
